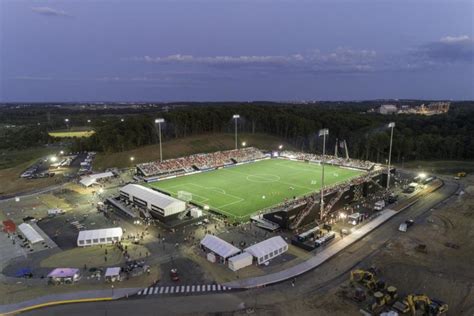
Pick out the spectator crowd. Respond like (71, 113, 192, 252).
(279, 151, 376, 171)
(137, 147, 265, 178)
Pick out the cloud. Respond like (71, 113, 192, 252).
(31, 7, 71, 17)
(129, 48, 378, 74)
(414, 35, 474, 63)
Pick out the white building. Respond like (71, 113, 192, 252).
(18, 223, 44, 244)
(200, 234, 241, 262)
(77, 227, 123, 247)
(228, 252, 253, 271)
(120, 184, 186, 221)
(245, 236, 288, 265)
(379, 104, 398, 115)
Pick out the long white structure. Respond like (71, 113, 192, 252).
(77, 227, 123, 247)
(80, 172, 115, 187)
(245, 236, 288, 265)
(18, 223, 44, 244)
(120, 184, 186, 220)
(200, 234, 240, 260)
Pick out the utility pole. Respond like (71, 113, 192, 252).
(319, 128, 329, 221)
(155, 118, 165, 162)
(233, 114, 240, 150)
(387, 122, 395, 189)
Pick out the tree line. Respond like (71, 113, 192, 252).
(1, 102, 473, 163)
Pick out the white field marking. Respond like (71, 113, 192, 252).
(186, 183, 246, 212)
(216, 197, 245, 209)
(223, 167, 314, 191)
(205, 187, 226, 194)
(188, 183, 245, 202)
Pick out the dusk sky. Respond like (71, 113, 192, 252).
(1, 0, 473, 102)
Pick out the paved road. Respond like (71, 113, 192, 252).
(24, 180, 459, 316)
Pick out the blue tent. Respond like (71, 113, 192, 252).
(15, 268, 32, 278)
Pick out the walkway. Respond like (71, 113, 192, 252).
(136, 284, 233, 296)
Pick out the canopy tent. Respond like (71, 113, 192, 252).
(15, 268, 33, 278)
(18, 223, 44, 244)
(77, 227, 123, 247)
(80, 172, 115, 187)
(200, 234, 240, 260)
(105, 267, 121, 277)
(105, 267, 122, 282)
(47, 268, 80, 278)
(245, 236, 288, 265)
(2, 220, 16, 233)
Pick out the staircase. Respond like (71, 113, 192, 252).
(290, 198, 319, 230)
(322, 185, 351, 218)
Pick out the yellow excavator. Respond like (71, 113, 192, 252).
(350, 269, 384, 292)
(369, 286, 398, 312)
(393, 294, 448, 316)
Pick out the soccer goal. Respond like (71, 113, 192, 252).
(177, 191, 193, 202)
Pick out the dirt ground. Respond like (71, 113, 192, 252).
(368, 176, 474, 315)
(0, 161, 63, 196)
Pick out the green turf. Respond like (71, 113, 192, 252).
(148, 159, 365, 219)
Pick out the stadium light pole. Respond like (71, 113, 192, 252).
(155, 118, 165, 162)
(387, 122, 395, 190)
(64, 118, 69, 130)
(233, 114, 240, 150)
(319, 128, 329, 221)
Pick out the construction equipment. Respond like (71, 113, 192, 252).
(457, 172, 467, 178)
(393, 294, 448, 316)
(350, 269, 385, 292)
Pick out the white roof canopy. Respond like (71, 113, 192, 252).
(80, 172, 114, 187)
(105, 267, 121, 277)
(200, 234, 240, 259)
(245, 236, 287, 259)
(120, 184, 184, 209)
(18, 223, 44, 244)
(77, 227, 123, 242)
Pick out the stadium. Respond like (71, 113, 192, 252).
(136, 147, 387, 229)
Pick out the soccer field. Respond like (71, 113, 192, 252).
(148, 159, 364, 220)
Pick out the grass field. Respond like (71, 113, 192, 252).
(149, 159, 364, 219)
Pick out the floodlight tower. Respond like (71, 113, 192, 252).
(386, 122, 396, 189)
(155, 118, 165, 162)
(319, 128, 329, 221)
(64, 118, 70, 130)
(233, 114, 240, 150)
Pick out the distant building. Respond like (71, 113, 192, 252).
(379, 104, 398, 115)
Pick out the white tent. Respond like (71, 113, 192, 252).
(245, 236, 288, 265)
(18, 223, 44, 244)
(105, 267, 122, 282)
(200, 234, 240, 260)
(120, 184, 186, 217)
(228, 252, 253, 271)
(77, 227, 123, 247)
(80, 172, 115, 187)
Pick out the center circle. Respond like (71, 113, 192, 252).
(246, 174, 280, 183)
